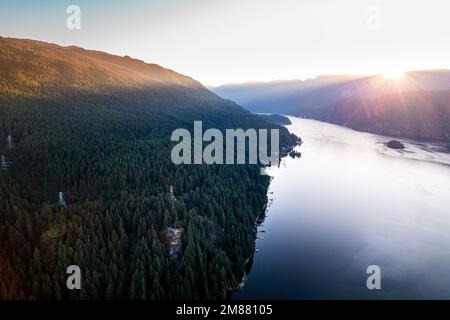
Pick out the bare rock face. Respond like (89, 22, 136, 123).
(387, 140, 405, 149)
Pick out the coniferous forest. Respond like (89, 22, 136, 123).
(0, 37, 298, 299)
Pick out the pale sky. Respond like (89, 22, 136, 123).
(1, 0, 450, 86)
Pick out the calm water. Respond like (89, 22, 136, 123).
(234, 117, 450, 299)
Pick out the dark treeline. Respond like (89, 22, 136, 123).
(0, 87, 298, 299)
(256, 113, 292, 126)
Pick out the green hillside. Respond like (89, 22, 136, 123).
(0, 37, 298, 299)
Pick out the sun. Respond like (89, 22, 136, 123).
(382, 70, 405, 80)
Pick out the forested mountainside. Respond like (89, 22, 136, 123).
(213, 72, 450, 142)
(256, 114, 292, 126)
(0, 37, 298, 299)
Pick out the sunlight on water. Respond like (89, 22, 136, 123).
(234, 117, 450, 299)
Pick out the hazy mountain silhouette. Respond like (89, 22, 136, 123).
(213, 71, 450, 142)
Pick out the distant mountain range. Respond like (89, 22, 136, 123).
(212, 71, 450, 142)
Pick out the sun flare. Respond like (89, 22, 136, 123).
(383, 70, 405, 80)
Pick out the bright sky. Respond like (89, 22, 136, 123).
(1, 0, 450, 86)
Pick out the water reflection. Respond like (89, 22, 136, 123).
(234, 117, 450, 299)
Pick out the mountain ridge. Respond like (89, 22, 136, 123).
(212, 71, 450, 142)
(0, 37, 298, 299)
(0, 36, 208, 97)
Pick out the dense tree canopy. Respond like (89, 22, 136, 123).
(0, 37, 298, 299)
(0, 93, 299, 300)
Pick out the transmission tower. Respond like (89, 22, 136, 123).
(1, 155, 7, 170)
(58, 192, 67, 206)
(169, 185, 176, 201)
(7, 134, 12, 149)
